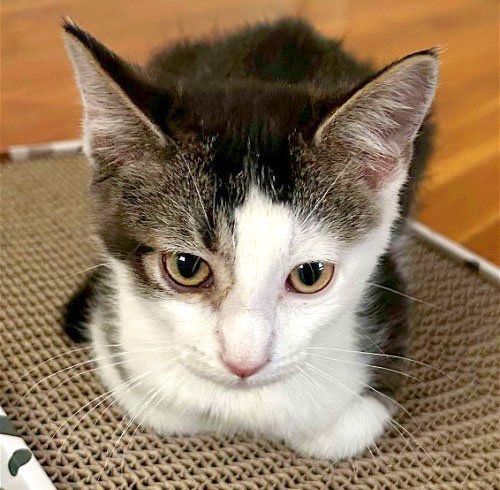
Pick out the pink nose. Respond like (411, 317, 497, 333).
(222, 359, 265, 378)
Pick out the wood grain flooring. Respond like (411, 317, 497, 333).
(1, 0, 499, 264)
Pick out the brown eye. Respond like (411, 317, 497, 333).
(287, 261, 334, 294)
(162, 253, 212, 288)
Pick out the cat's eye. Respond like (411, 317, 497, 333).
(287, 261, 334, 294)
(162, 252, 212, 289)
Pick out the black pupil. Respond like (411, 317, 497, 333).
(298, 262, 324, 286)
(177, 254, 201, 279)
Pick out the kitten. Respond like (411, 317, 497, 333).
(63, 18, 438, 460)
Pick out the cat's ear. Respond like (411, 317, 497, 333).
(314, 50, 439, 190)
(62, 19, 167, 169)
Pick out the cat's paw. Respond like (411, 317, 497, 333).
(288, 395, 392, 460)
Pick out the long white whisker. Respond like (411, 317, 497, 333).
(98, 382, 166, 480)
(305, 356, 416, 422)
(388, 417, 437, 465)
(53, 351, 164, 389)
(14, 340, 181, 386)
(304, 362, 435, 465)
(306, 347, 453, 381)
(367, 281, 444, 311)
(117, 372, 176, 473)
(54, 377, 139, 440)
(63, 262, 110, 280)
(306, 352, 421, 383)
(296, 366, 330, 399)
(17, 345, 179, 402)
(97, 356, 183, 479)
(55, 374, 147, 457)
(304, 361, 416, 427)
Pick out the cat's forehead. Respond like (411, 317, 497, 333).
(233, 187, 339, 270)
(123, 142, 378, 260)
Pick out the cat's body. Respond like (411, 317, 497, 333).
(63, 18, 438, 460)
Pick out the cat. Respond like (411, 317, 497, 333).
(62, 17, 438, 460)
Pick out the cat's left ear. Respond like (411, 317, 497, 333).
(314, 50, 439, 190)
(62, 19, 168, 170)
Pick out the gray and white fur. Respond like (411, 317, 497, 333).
(63, 18, 438, 460)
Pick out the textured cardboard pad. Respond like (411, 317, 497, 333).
(1, 156, 498, 489)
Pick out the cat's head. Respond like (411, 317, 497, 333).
(64, 21, 438, 386)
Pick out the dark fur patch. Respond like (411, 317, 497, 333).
(63, 269, 105, 342)
(358, 251, 410, 399)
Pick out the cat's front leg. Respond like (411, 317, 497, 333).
(287, 395, 392, 460)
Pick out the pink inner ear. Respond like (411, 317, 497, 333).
(361, 154, 399, 190)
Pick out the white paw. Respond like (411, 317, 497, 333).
(288, 395, 392, 460)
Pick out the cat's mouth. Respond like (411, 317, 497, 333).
(179, 351, 305, 388)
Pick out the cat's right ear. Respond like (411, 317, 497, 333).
(62, 19, 168, 169)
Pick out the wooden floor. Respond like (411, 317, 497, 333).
(2, 0, 499, 264)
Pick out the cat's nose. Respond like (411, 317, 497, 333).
(222, 359, 266, 378)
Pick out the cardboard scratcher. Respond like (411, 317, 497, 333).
(0, 154, 499, 489)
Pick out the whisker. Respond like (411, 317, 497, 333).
(363, 384, 414, 422)
(117, 373, 175, 474)
(59, 356, 180, 464)
(17, 345, 180, 402)
(63, 262, 110, 280)
(306, 347, 454, 381)
(366, 440, 390, 467)
(367, 281, 445, 311)
(117, 414, 146, 474)
(303, 362, 435, 466)
(306, 353, 422, 383)
(54, 374, 146, 457)
(388, 417, 437, 466)
(35, 261, 110, 287)
(53, 351, 162, 389)
(365, 446, 379, 467)
(304, 361, 416, 429)
(296, 366, 330, 399)
(90, 380, 139, 429)
(305, 354, 419, 422)
(14, 340, 180, 387)
(97, 368, 175, 480)
(303, 361, 348, 393)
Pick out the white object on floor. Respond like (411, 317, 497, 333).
(0, 406, 55, 490)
